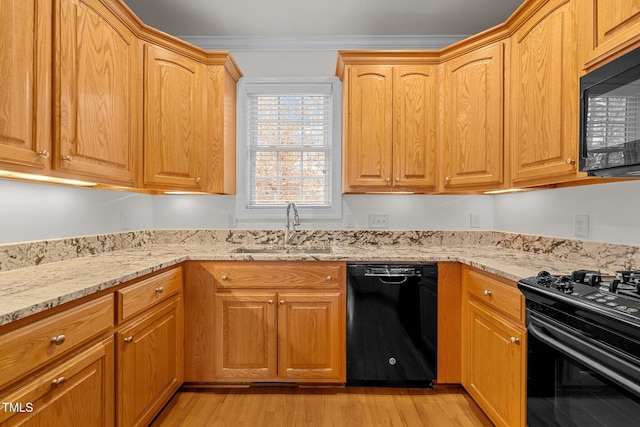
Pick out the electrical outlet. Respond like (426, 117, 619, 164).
(369, 213, 389, 229)
(120, 213, 129, 231)
(575, 214, 589, 237)
(470, 213, 481, 229)
(345, 215, 355, 229)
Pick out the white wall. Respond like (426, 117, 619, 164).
(0, 180, 153, 244)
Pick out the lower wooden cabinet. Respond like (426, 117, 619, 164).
(0, 337, 114, 427)
(214, 290, 344, 382)
(461, 266, 526, 427)
(116, 294, 183, 427)
(185, 261, 346, 384)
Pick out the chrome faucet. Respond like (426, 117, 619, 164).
(284, 201, 300, 245)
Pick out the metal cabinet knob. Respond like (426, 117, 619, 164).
(37, 150, 50, 159)
(326, 275, 332, 281)
(510, 337, 520, 344)
(155, 287, 164, 293)
(268, 299, 273, 304)
(279, 300, 285, 305)
(50, 335, 66, 345)
(62, 155, 73, 163)
(395, 178, 400, 183)
(221, 275, 228, 281)
(195, 177, 202, 184)
(566, 158, 575, 165)
(445, 177, 450, 183)
(124, 336, 133, 343)
(483, 290, 492, 296)
(51, 376, 66, 386)
(386, 178, 391, 183)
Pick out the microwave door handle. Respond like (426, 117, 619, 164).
(528, 312, 640, 397)
(580, 92, 590, 162)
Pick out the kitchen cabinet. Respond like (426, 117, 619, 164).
(54, 0, 139, 185)
(115, 267, 184, 427)
(440, 41, 506, 192)
(579, 0, 640, 71)
(0, 0, 52, 174)
(338, 54, 438, 193)
(510, 0, 580, 187)
(461, 266, 526, 427)
(143, 44, 206, 191)
(184, 261, 346, 383)
(0, 337, 115, 427)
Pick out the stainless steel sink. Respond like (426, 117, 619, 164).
(231, 247, 332, 254)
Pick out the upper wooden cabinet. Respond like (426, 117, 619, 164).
(579, 0, 640, 71)
(0, 0, 52, 174)
(143, 44, 206, 191)
(338, 54, 438, 193)
(509, 0, 579, 187)
(440, 41, 506, 192)
(54, 0, 139, 186)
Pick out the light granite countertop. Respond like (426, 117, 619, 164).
(0, 240, 602, 327)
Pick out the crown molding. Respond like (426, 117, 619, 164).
(178, 35, 468, 52)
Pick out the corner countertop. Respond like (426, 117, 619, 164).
(0, 242, 600, 327)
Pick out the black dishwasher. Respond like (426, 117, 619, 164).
(346, 263, 437, 388)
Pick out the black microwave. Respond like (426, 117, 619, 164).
(580, 46, 640, 177)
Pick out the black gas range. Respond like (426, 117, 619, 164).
(518, 270, 640, 427)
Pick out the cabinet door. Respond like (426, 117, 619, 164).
(344, 65, 394, 191)
(55, 0, 137, 184)
(0, 0, 51, 172)
(117, 297, 183, 427)
(442, 42, 504, 190)
(144, 44, 205, 190)
(277, 292, 345, 382)
(510, 0, 578, 186)
(465, 300, 525, 427)
(214, 291, 277, 380)
(393, 65, 438, 190)
(580, 0, 640, 69)
(0, 337, 114, 427)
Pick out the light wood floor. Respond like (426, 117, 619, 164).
(151, 386, 494, 427)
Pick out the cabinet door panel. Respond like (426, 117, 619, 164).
(56, 0, 137, 184)
(144, 44, 204, 190)
(583, 0, 640, 67)
(393, 65, 437, 189)
(345, 65, 393, 189)
(0, 0, 51, 171)
(466, 301, 525, 427)
(117, 297, 183, 427)
(214, 292, 277, 380)
(511, 0, 578, 185)
(277, 292, 345, 381)
(443, 43, 504, 189)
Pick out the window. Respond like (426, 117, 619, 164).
(236, 78, 342, 220)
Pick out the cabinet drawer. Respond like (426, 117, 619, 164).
(0, 336, 114, 426)
(117, 267, 183, 323)
(464, 267, 524, 324)
(212, 262, 343, 289)
(0, 294, 113, 388)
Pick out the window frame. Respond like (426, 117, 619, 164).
(236, 77, 342, 221)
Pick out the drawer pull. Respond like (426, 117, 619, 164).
(483, 290, 492, 296)
(51, 376, 66, 386)
(155, 287, 164, 294)
(279, 300, 285, 305)
(124, 336, 133, 344)
(50, 335, 66, 345)
(326, 275, 332, 281)
(268, 299, 273, 304)
(510, 337, 520, 345)
(221, 275, 228, 281)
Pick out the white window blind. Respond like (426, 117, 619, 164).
(236, 78, 342, 221)
(246, 83, 333, 207)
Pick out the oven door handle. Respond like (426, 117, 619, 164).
(528, 311, 640, 397)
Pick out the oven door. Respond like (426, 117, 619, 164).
(526, 310, 640, 427)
